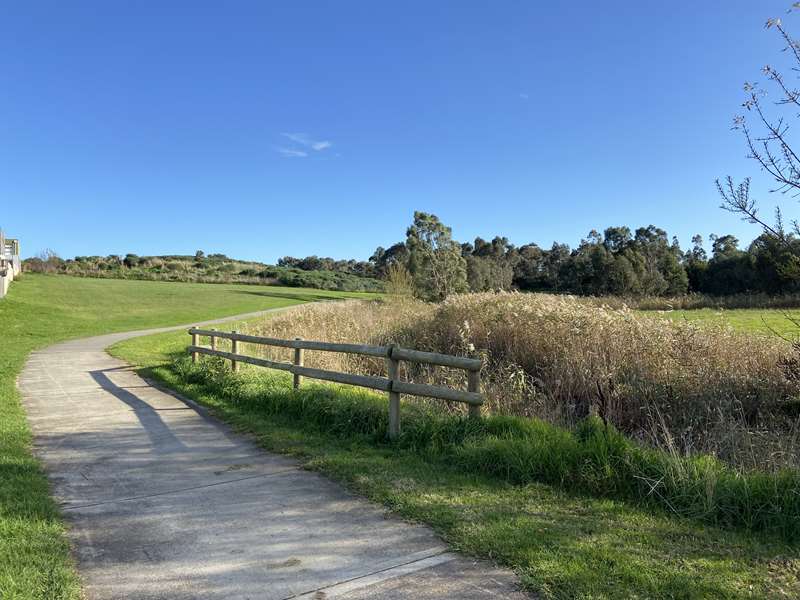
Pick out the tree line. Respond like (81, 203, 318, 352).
(29, 211, 798, 301)
(282, 212, 800, 301)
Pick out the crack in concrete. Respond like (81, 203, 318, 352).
(286, 550, 456, 599)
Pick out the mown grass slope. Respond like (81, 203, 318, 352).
(0, 274, 372, 599)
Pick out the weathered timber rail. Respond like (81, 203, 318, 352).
(188, 327, 484, 439)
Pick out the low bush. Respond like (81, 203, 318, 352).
(32, 260, 383, 292)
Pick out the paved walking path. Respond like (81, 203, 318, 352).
(19, 309, 528, 599)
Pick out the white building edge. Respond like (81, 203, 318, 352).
(0, 230, 21, 298)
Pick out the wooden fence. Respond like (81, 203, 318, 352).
(187, 327, 484, 439)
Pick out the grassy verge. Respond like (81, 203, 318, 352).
(0, 274, 372, 599)
(648, 307, 800, 337)
(111, 327, 800, 600)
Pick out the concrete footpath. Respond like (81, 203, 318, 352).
(18, 309, 528, 599)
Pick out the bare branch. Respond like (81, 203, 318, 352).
(717, 176, 793, 246)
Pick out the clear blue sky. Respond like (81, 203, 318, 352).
(1, 1, 795, 261)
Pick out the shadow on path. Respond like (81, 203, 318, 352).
(89, 367, 186, 452)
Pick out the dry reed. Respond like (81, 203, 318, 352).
(241, 293, 800, 471)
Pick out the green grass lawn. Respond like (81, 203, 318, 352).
(110, 325, 800, 600)
(0, 274, 372, 599)
(649, 307, 800, 338)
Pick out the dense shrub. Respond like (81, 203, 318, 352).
(260, 266, 383, 292)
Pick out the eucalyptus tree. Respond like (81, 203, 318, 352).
(406, 211, 468, 301)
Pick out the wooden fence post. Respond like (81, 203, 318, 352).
(231, 330, 239, 372)
(191, 329, 198, 363)
(293, 338, 303, 389)
(210, 329, 217, 351)
(386, 346, 401, 440)
(468, 367, 481, 419)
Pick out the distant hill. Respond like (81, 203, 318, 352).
(23, 252, 383, 293)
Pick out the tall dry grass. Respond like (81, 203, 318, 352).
(241, 293, 800, 471)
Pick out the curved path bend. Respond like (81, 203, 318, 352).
(19, 308, 527, 600)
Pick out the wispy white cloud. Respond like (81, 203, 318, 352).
(311, 140, 331, 151)
(281, 132, 332, 151)
(277, 147, 308, 158)
(519, 92, 529, 100)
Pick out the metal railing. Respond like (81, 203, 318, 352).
(188, 327, 484, 439)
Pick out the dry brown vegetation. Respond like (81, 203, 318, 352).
(240, 292, 800, 471)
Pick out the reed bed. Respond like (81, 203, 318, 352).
(240, 292, 800, 471)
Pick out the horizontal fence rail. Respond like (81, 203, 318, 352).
(187, 327, 484, 439)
